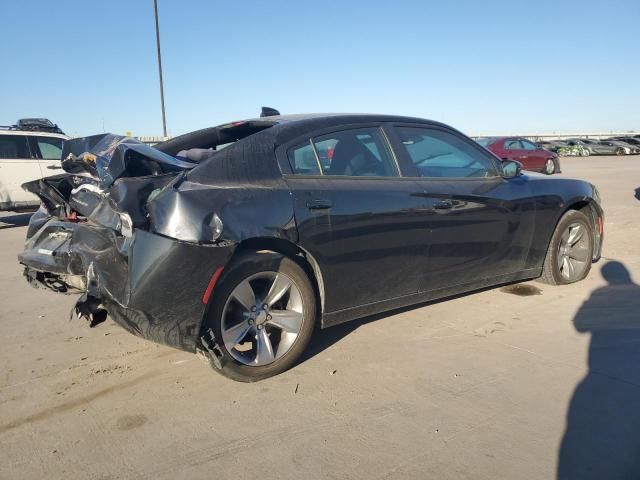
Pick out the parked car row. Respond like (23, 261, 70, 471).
(474, 133, 640, 175)
(538, 137, 640, 156)
(475, 137, 561, 174)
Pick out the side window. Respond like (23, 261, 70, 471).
(288, 128, 398, 177)
(0, 135, 31, 159)
(504, 139, 522, 150)
(520, 139, 537, 150)
(288, 141, 321, 175)
(394, 127, 499, 178)
(35, 137, 64, 160)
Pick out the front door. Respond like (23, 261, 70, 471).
(388, 125, 536, 293)
(28, 136, 65, 176)
(283, 126, 427, 315)
(520, 138, 547, 171)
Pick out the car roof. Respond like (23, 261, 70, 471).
(222, 113, 455, 138)
(184, 113, 464, 184)
(235, 112, 443, 125)
(474, 136, 526, 142)
(0, 129, 69, 140)
(157, 112, 458, 158)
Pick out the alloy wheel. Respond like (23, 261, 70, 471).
(221, 272, 305, 366)
(557, 222, 591, 281)
(545, 158, 555, 174)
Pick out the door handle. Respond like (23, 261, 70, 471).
(46, 165, 63, 170)
(307, 199, 333, 210)
(433, 200, 453, 210)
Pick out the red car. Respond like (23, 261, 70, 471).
(476, 137, 560, 175)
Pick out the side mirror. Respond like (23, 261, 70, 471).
(501, 159, 522, 179)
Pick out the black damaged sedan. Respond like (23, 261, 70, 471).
(19, 112, 604, 381)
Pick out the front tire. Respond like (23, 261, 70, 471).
(202, 252, 316, 382)
(616, 148, 625, 156)
(538, 210, 594, 285)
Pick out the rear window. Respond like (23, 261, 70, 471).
(288, 128, 398, 177)
(0, 135, 31, 159)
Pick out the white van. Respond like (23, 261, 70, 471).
(0, 120, 69, 211)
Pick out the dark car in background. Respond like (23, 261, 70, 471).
(544, 140, 588, 157)
(607, 138, 640, 154)
(563, 139, 593, 155)
(611, 137, 640, 147)
(476, 136, 560, 174)
(18, 113, 603, 381)
(598, 139, 635, 155)
(575, 138, 632, 155)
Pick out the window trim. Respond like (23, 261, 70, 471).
(504, 138, 524, 150)
(386, 123, 503, 180)
(519, 138, 538, 151)
(283, 125, 403, 179)
(28, 136, 64, 160)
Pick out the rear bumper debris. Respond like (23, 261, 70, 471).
(20, 220, 234, 351)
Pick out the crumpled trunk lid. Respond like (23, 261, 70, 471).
(22, 134, 196, 237)
(61, 133, 196, 187)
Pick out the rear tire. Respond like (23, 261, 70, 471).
(538, 210, 594, 285)
(201, 252, 316, 382)
(616, 148, 625, 156)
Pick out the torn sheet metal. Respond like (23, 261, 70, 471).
(146, 176, 296, 244)
(61, 134, 197, 187)
(21, 218, 234, 350)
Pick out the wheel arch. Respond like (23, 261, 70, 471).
(231, 237, 326, 319)
(561, 197, 603, 261)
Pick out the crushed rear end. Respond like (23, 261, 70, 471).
(18, 134, 236, 351)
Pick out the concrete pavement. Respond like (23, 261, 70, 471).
(1, 155, 639, 479)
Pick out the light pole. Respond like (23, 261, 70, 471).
(153, 0, 168, 138)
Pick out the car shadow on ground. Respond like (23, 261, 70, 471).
(557, 261, 640, 479)
(299, 280, 529, 364)
(0, 213, 32, 230)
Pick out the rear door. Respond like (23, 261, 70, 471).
(0, 134, 43, 209)
(599, 141, 620, 154)
(28, 135, 65, 176)
(503, 138, 525, 159)
(591, 141, 610, 154)
(520, 138, 547, 170)
(388, 125, 536, 293)
(281, 125, 427, 314)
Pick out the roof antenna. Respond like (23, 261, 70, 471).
(260, 106, 280, 118)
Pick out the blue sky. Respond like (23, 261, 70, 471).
(2, 0, 639, 137)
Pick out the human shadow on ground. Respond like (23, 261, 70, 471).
(558, 261, 640, 479)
